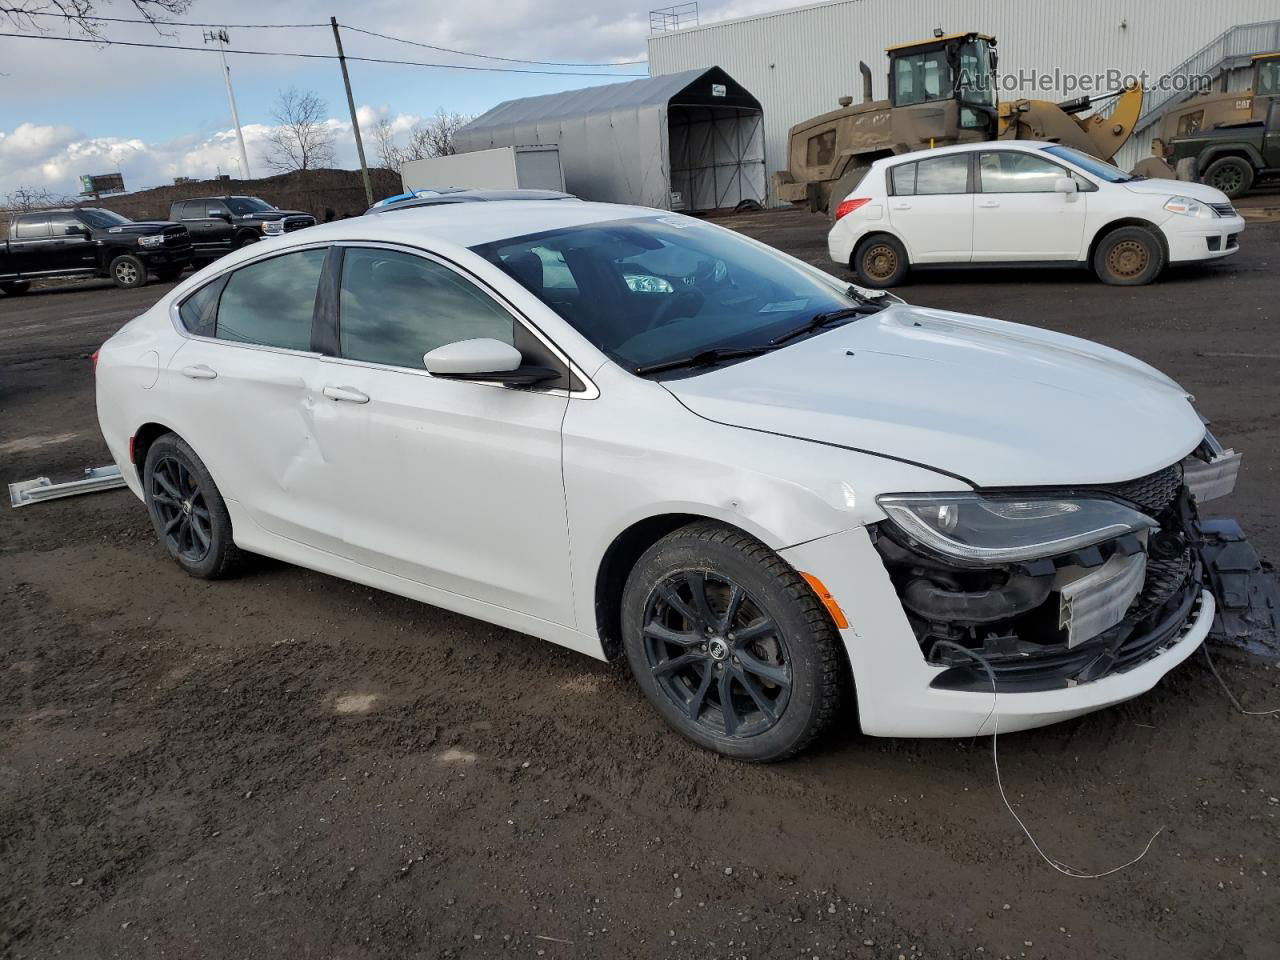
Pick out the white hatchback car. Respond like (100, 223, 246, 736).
(828, 140, 1246, 287)
(97, 201, 1249, 761)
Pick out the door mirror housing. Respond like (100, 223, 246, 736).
(423, 338, 560, 386)
(208, 210, 231, 221)
(1054, 177, 1078, 194)
(64, 224, 90, 236)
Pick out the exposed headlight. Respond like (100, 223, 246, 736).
(137, 234, 165, 248)
(261, 220, 285, 235)
(1164, 196, 1216, 218)
(876, 493, 1156, 565)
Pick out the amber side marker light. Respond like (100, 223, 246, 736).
(799, 572, 850, 629)
(834, 197, 871, 221)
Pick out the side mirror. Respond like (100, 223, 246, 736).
(65, 224, 90, 236)
(1054, 177, 1078, 194)
(423, 338, 559, 386)
(208, 210, 231, 221)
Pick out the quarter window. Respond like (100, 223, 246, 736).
(178, 275, 226, 338)
(338, 248, 514, 369)
(979, 151, 1070, 193)
(892, 155, 970, 195)
(214, 248, 326, 350)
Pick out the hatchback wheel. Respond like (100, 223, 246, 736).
(1093, 226, 1164, 286)
(621, 523, 843, 761)
(853, 234, 908, 288)
(109, 254, 147, 289)
(143, 434, 244, 579)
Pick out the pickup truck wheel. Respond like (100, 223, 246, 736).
(1093, 226, 1165, 286)
(853, 234, 909, 288)
(233, 233, 260, 251)
(1, 280, 32, 296)
(109, 254, 147, 289)
(620, 522, 844, 762)
(1201, 157, 1254, 199)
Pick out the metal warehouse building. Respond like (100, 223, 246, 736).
(646, 0, 1280, 204)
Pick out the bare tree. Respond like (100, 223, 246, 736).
(0, 1, 192, 36)
(1, 185, 75, 212)
(370, 109, 474, 172)
(263, 87, 337, 173)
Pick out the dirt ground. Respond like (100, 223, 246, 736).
(2, 212, 1278, 960)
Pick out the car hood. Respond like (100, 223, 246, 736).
(1121, 177, 1230, 204)
(661, 305, 1205, 489)
(107, 221, 183, 234)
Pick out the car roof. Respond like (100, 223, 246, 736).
(874, 140, 1063, 164)
(271, 200, 668, 251)
(365, 188, 578, 216)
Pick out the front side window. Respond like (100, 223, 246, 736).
(338, 248, 514, 369)
(48, 213, 84, 235)
(979, 151, 1069, 193)
(214, 248, 326, 350)
(472, 216, 864, 372)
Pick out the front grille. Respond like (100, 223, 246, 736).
(1096, 463, 1183, 516)
(1210, 202, 1236, 218)
(282, 216, 314, 232)
(162, 227, 191, 248)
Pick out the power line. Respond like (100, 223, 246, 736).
(0, 30, 648, 77)
(1, 8, 649, 66)
(338, 23, 647, 67)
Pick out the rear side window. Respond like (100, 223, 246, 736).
(338, 247, 514, 369)
(214, 248, 326, 350)
(890, 156, 969, 195)
(14, 216, 51, 239)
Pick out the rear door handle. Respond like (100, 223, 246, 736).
(323, 385, 370, 404)
(891, 202, 912, 210)
(181, 364, 217, 380)
(978, 200, 1000, 208)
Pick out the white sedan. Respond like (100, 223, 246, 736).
(96, 200, 1246, 760)
(828, 140, 1246, 287)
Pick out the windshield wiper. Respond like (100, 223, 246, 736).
(634, 345, 776, 376)
(769, 305, 879, 347)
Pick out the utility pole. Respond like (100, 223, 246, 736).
(330, 17, 374, 207)
(204, 29, 252, 180)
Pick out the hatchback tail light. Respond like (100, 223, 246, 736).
(91, 349, 100, 373)
(834, 197, 871, 221)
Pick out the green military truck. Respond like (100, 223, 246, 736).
(1168, 97, 1280, 197)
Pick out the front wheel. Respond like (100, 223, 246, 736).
(143, 434, 245, 579)
(853, 234, 909, 288)
(621, 523, 844, 762)
(1092, 226, 1165, 286)
(0, 280, 31, 296)
(109, 254, 147, 289)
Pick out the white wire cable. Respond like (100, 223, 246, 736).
(1201, 644, 1280, 716)
(934, 640, 1163, 879)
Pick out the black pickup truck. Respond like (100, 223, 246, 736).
(0, 207, 192, 294)
(169, 196, 316, 262)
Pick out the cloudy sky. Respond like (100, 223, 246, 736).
(0, 0, 788, 198)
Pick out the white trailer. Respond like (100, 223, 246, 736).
(400, 145, 565, 193)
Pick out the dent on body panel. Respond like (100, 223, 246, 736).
(277, 368, 330, 493)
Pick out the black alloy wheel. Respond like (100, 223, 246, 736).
(148, 454, 212, 563)
(642, 570, 792, 739)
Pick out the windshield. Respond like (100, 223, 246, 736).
(76, 208, 130, 228)
(956, 39, 995, 107)
(472, 216, 865, 373)
(226, 197, 275, 215)
(1042, 145, 1130, 182)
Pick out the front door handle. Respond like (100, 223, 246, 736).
(891, 202, 912, 210)
(323, 385, 370, 404)
(181, 364, 217, 380)
(978, 200, 1000, 208)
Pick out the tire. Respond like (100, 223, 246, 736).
(620, 522, 844, 762)
(108, 254, 147, 289)
(233, 233, 260, 250)
(1200, 156, 1254, 199)
(0, 280, 31, 296)
(852, 233, 909, 288)
(1092, 226, 1165, 286)
(143, 434, 245, 580)
(154, 265, 183, 283)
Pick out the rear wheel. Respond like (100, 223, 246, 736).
(109, 254, 147, 289)
(620, 522, 843, 762)
(0, 280, 31, 296)
(143, 434, 244, 580)
(1201, 156, 1254, 199)
(1092, 226, 1165, 286)
(853, 233, 909, 288)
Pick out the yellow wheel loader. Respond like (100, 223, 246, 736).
(775, 32, 1144, 216)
